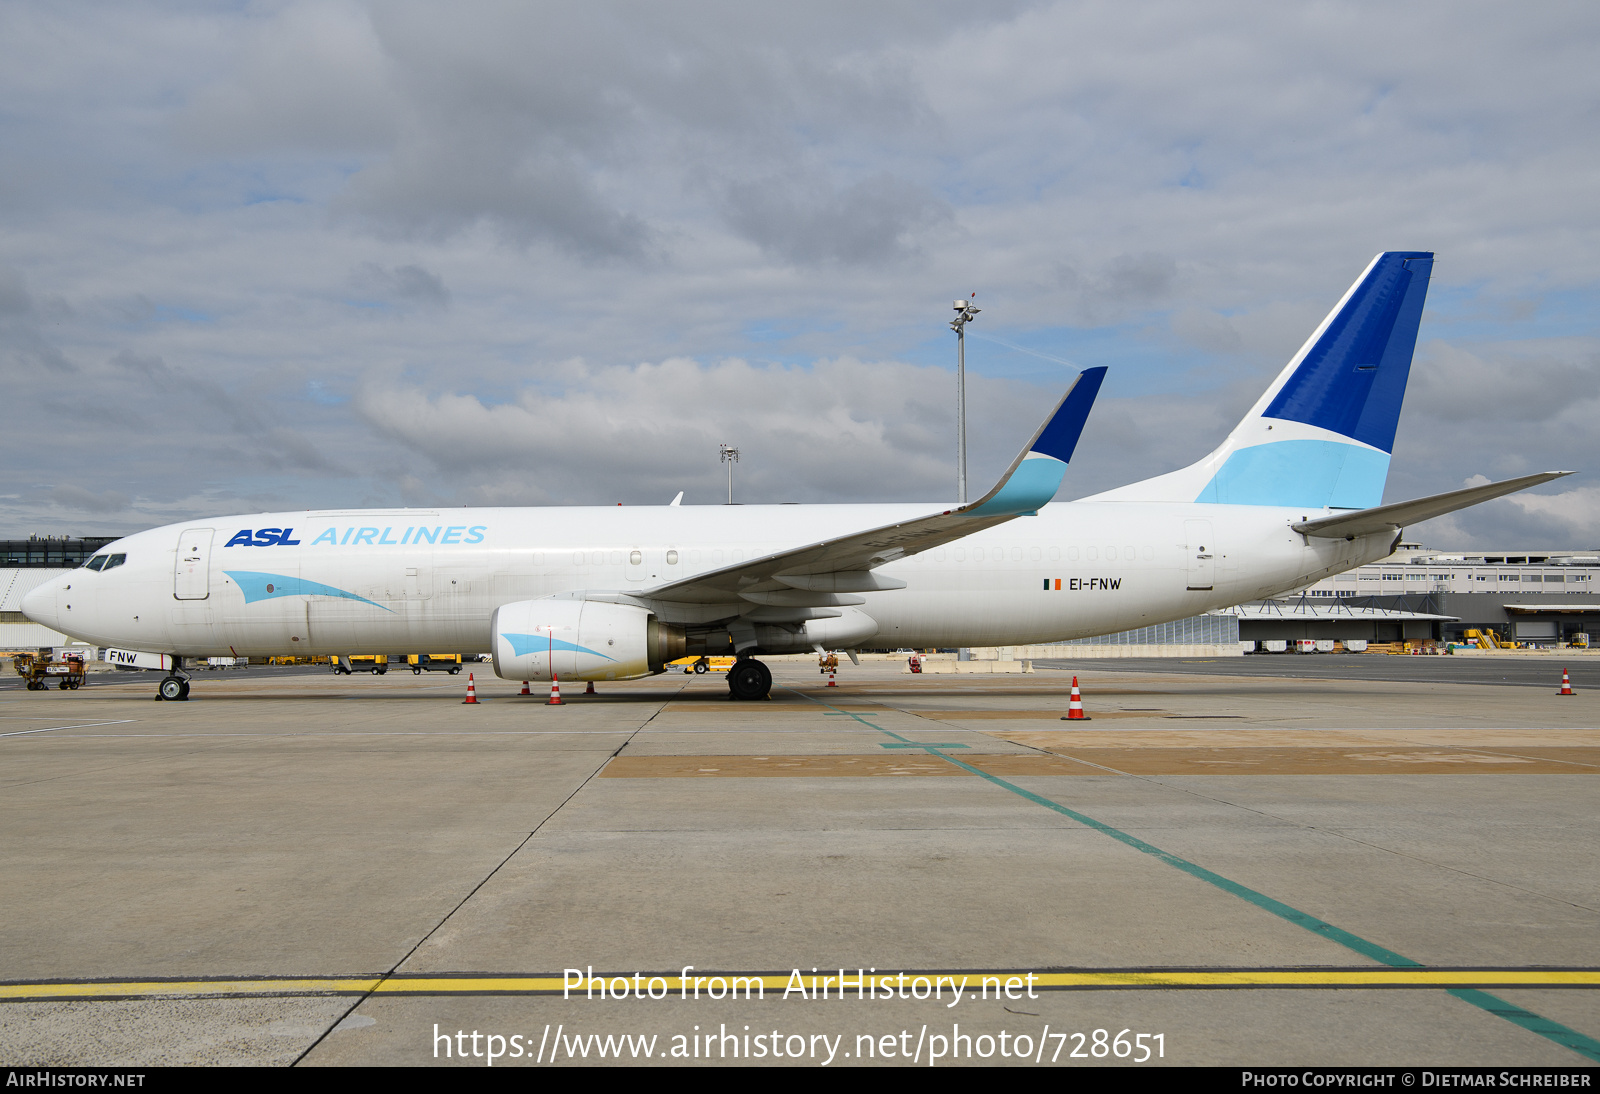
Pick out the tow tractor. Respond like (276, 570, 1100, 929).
(13, 651, 88, 691)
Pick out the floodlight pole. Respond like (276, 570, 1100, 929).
(720, 443, 739, 505)
(950, 296, 980, 503)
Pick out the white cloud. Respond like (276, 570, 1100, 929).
(0, 1, 1598, 546)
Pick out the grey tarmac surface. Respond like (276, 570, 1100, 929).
(1035, 652, 1600, 688)
(1, 659, 1597, 1067)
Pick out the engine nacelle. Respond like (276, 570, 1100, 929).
(490, 599, 684, 681)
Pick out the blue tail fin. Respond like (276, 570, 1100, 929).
(1261, 252, 1432, 454)
(1084, 252, 1432, 509)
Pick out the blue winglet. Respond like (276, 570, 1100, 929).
(1031, 365, 1107, 463)
(964, 366, 1107, 517)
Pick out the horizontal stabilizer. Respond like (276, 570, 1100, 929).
(1291, 471, 1573, 539)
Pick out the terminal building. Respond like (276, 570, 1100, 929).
(1284, 544, 1600, 647)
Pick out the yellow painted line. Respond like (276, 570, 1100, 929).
(7, 969, 1600, 1002)
(0, 978, 381, 1001)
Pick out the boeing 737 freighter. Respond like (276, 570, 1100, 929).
(21, 252, 1567, 700)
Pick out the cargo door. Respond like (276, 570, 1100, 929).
(174, 528, 214, 600)
(1184, 520, 1215, 591)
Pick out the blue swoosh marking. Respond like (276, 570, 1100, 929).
(1193, 440, 1390, 508)
(964, 455, 1067, 517)
(224, 571, 395, 613)
(500, 632, 616, 662)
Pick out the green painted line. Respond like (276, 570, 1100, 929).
(787, 686, 1600, 1063)
(880, 742, 969, 749)
(924, 747, 1417, 966)
(1448, 989, 1600, 1062)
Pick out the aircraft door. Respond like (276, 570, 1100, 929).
(174, 528, 214, 600)
(626, 548, 646, 583)
(1184, 520, 1215, 591)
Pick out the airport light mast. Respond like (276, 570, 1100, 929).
(720, 443, 739, 504)
(950, 295, 980, 503)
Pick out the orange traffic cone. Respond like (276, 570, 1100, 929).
(827, 668, 837, 687)
(548, 674, 564, 705)
(584, 680, 595, 695)
(1061, 676, 1089, 720)
(463, 673, 479, 705)
(520, 680, 531, 696)
(1560, 668, 1575, 696)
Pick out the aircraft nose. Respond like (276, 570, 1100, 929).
(20, 579, 60, 629)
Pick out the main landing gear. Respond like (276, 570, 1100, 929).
(726, 656, 772, 701)
(156, 673, 190, 702)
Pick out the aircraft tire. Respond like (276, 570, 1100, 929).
(727, 658, 771, 701)
(158, 676, 185, 702)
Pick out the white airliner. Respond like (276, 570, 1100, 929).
(22, 252, 1566, 701)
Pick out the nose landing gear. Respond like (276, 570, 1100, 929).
(156, 674, 190, 701)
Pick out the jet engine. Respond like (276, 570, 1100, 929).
(491, 599, 685, 681)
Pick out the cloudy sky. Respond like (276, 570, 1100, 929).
(2, 1, 1597, 548)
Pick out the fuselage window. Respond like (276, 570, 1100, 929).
(1067, 547, 1079, 562)
(629, 550, 642, 566)
(666, 550, 679, 565)
(85, 555, 108, 571)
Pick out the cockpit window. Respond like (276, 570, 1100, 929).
(99, 554, 127, 571)
(85, 555, 108, 571)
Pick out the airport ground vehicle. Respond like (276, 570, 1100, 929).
(672, 655, 732, 674)
(21, 253, 1570, 703)
(332, 654, 388, 675)
(406, 653, 463, 674)
(13, 651, 87, 690)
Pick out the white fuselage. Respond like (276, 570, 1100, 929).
(23, 501, 1388, 659)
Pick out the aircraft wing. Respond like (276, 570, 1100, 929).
(1290, 470, 1573, 540)
(644, 367, 1107, 605)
